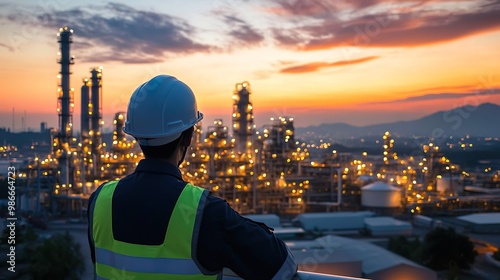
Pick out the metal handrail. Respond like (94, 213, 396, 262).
(223, 270, 369, 280)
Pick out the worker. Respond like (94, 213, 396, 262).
(87, 75, 298, 279)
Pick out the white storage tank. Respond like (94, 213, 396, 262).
(361, 181, 402, 208)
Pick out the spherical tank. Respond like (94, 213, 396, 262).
(361, 181, 402, 208)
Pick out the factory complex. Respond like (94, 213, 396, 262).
(1, 26, 498, 222)
(1, 25, 500, 280)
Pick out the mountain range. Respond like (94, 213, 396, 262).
(295, 103, 500, 139)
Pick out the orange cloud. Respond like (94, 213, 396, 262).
(272, 1, 500, 50)
(280, 56, 379, 74)
(365, 88, 500, 105)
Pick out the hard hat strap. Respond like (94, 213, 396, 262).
(178, 145, 188, 167)
(177, 126, 194, 166)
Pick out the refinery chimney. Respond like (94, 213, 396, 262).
(81, 78, 90, 138)
(232, 81, 254, 154)
(90, 67, 102, 137)
(90, 67, 103, 175)
(80, 78, 91, 193)
(57, 26, 75, 142)
(56, 26, 75, 189)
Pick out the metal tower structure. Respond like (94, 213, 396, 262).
(111, 111, 128, 154)
(90, 67, 103, 176)
(232, 81, 254, 154)
(56, 26, 74, 143)
(81, 78, 91, 139)
(90, 67, 103, 138)
(113, 112, 126, 144)
(383, 131, 394, 165)
(268, 116, 295, 155)
(80, 78, 91, 187)
(56, 26, 75, 189)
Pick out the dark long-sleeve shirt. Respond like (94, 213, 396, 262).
(87, 158, 297, 279)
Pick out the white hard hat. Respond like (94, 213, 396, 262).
(123, 75, 203, 146)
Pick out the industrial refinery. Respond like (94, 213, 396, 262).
(7, 26, 500, 220)
(1, 25, 499, 280)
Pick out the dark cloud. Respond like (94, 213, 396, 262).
(77, 50, 162, 64)
(400, 84, 475, 95)
(223, 15, 264, 45)
(270, 28, 304, 47)
(268, 0, 385, 17)
(268, 0, 339, 17)
(270, 0, 500, 50)
(280, 56, 378, 73)
(365, 88, 500, 104)
(2, 2, 213, 63)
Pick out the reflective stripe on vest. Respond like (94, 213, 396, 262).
(92, 180, 217, 279)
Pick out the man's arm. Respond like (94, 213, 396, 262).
(197, 196, 298, 279)
(87, 182, 107, 265)
(87, 191, 96, 264)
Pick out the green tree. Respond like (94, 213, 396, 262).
(387, 235, 421, 261)
(22, 226, 38, 243)
(493, 249, 500, 262)
(417, 227, 477, 270)
(27, 231, 84, 280)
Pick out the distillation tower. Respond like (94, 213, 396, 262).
(80, 78, 91, 191)
(81, 78, 91, 141)
(90, 67, 103, 175)
(383, 131, 394, 165)
(57, 26, 74, 144)
(232, 82, 254, 154)
(79, 67, 107, 188)
(55, 26, 75, 190)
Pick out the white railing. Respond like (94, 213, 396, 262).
(223, 270, 368, 280)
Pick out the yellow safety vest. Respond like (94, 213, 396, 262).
(91, 180, 218, 280)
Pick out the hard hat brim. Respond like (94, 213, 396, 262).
(129, 111, 203, 146)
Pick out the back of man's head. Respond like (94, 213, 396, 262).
(122, 75, 203, 160)
(139, 127, 194, 159)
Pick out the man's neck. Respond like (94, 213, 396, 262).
(145, 151, 179, 167)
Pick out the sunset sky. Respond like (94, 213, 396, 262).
(1, 0, 499, 132)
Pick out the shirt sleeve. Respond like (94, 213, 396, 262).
(196, 196, 298, 279)
(88, 182, 107, 265)
(87, 190, 96, 264)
